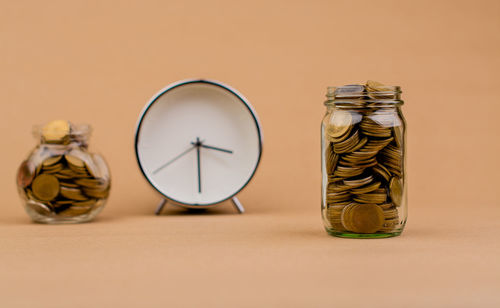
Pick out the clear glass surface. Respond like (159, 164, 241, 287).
(321, 88, 407, 238)
(16, 124, 111, 224)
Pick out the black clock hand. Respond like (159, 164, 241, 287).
(190, 142, 233, 154)
(196, 137, 201, 193)
(153, 145, 196, 174)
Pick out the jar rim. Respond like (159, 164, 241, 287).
(326, 85, 401, 98)
(325, 85, 403, 107)
(32, 123, 92, 140)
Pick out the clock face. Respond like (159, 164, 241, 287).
(135, 80, 262, 206)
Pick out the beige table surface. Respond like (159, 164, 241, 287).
(1, 0, 500, 306)
(0, 204, 499, 307)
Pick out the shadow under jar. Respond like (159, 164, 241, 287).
(321, 82, 407, 238)
(17, 121, 111, 224)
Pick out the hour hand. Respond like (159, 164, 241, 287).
(191, 142, 233, 154)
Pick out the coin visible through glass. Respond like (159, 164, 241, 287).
(323, 81, 405, 237)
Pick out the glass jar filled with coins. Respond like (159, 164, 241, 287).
(16, 120, 111, 223)
(321, 81, 407, 238)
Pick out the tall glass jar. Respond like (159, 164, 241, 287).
(321, 82, 407, 238)
(16, 120, 111, 224)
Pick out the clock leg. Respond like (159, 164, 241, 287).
(155, 199, 168, 215)
(231, 196, 245, 214)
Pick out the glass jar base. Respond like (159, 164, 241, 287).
(31, 216, 95, 224)
(326, 229, 402, 239)
(25, 206, 103, 224)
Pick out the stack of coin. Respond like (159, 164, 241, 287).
(22, 153, 110, 217)
(324, 81, 404, 234)
(18, 120, 110, 218)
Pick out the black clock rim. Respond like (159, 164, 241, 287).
(134, 78, 263, 208)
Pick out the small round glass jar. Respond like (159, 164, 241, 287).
(321, 83, 407, 238)
(16, 122, 111, 224)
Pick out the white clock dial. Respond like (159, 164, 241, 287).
(135, 80, 262, 206)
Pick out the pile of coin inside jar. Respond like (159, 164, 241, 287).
(324, 81, 404, 234)
(17, 120, 110, 220)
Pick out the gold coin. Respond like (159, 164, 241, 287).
(340, 203, 358, 231)
(334, 130, 360, 154)
(348, 203, 385, 233)
(372, 164, 391, 182)
(325, 143, 338, 174)
(42, 120, 70, 143)
(327, 182, 351, 193)
(326, 110, 352, 139)
(343, 175, 373, 188)
(379, 203, 394, 210)
(351, 181, 381, 194)
(26, 201, 53, 215)
(350, 137, 368, 153)
(83, 188, 109, 199)
(393, 126, 403, 148)
(353, 188, 387, 204)
(41, 163, 64, 174)
(326, 191, 351, 203)
(60, 186, 88, 201)
(383, 207, 399, 219)
(333, 166, 364, 178)
(59, 181, 80, 188)
(17, 160, 36, 188)
(75, 178, 108, 189)
(366, 80, 391, 92)
(389, 177, 403, 207)
(42, 155, 63, 167)
(31, 174, 60, 201)
(325, 206, 346, 231)
(65, 154, 85, 168)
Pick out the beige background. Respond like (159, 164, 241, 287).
(1, 0, 500, 307)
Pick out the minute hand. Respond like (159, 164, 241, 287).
(153, 145, 196, 174)
(191, 143, 233, 154)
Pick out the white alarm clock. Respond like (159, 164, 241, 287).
(135, 79, 263, 214)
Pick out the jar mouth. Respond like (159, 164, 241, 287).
(32, 123, 92, 142)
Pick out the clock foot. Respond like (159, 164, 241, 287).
(155, 199, 168, 215)
(231, 197, 245, 214)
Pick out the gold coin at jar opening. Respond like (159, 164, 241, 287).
(42, 120, 71, 143)
(17, 160, 36, 188)
(366, 80, 392, 92)
(31, 174, 60, 201)
(347, 203, 385, 234)
(334, 84, 366, 98)
(389, 177, 403, 207)
(326, 110, 352, 140)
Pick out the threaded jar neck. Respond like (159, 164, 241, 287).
(325, 84, 403, 108)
